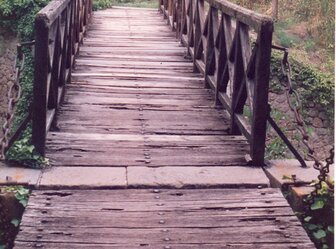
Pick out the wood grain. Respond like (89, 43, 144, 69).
(15, 188, 315, 248)
(45, 7, 249, 168)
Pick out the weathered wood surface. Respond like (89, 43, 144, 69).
(15, 188, 315, 248)
(45, 7, 251, 168)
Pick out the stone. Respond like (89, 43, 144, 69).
(312, 117, 323, 128)
(264, 159, 334, 188)
(39, 167, 127, 188)
(308, 109, 318, 118)
(318, 111, 327, 120)
(288, 186, 315, 211)
(127, 166, 269, 188)
(0, 162, 42, 186)
(315, 128, 328, 136)
(323, 119, 331, 128)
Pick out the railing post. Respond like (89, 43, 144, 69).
(32, 16, 49, 156)
(250, 23, 273, 165)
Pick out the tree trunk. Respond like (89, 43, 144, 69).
(272, 0, 278, 20)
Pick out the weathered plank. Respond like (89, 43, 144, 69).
(15, 188, 314, 248)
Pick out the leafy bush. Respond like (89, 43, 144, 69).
(302, 182, 334, 249)
(93, 0, 113, 10)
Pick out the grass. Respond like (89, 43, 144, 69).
(93, 0, 157, 10)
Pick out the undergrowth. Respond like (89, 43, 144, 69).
(0, 186, 30, 248)
(0, 0, 50, 168)
(270, 52, 334, 125)
(93, 0, 157, 10)
(301, 181, 334, 249)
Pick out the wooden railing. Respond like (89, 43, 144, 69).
(32, 0, 92, 156)
(160, 0, 273, 166)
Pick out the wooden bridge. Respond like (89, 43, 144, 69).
(11, 0, 315, 248)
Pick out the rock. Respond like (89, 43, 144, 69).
(323, 119, 331, 128)
(318, 111, 328, 120)
(312, 117, 323, 128)
(308, 109, 318, 117)
(315, 128, 328, 136)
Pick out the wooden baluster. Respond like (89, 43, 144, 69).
(250, 23, 273, 166)
(187, 0, 194, 49)
(163, 0, 168, 18)
(215, 15, 228, 104)
(230, 22, 245, 135)
(175, 0, 183, 37)
(180, 0, 187, 39)
(33, 16, 50, 156)
(60, 7, 70, 86)
(49, 21, 60, 114)
(204, 7, 217, 88)
(193, 0, 204, 72)
(238, 23, 253, 113)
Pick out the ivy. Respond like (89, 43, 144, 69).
(302, 182, 334, 249)
(0, 1, 50, 168)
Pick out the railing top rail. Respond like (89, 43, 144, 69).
(36, 0, 70, 25)
(206, 0, 273, 31)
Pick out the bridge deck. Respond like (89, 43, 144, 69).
(44, 7, 259, 181)
(14, 7, 314, 248)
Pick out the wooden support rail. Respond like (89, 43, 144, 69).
(160, 0, 273, 166)
(32, 0, 92, 156)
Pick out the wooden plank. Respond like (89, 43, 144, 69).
(15, 189, 314, 248)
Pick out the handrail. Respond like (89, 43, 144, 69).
(32, 0, 93, 156)
(160, 0, 274, 166)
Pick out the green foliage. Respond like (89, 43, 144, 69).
(0, 0, 49, 40)
(0, 186, 30, 248)
(2, 186, 30, 208)
(270, 52, 334, 125)
(275, 30, 301, 48)
(302, 182, 334, 249)
(0, 1, 50, 167)
(93, 0, 157, 10)
(93, 0, 113, 10)
(294, 0, 334, 49)
(266, 136, 287, 159)
(6, 126, 49, 169)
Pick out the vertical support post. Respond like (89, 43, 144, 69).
(32, 17, 49, 156)
(230, 23, 244, 135)
(250, 23, 273, 166)
(272, 0, 278, 20)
